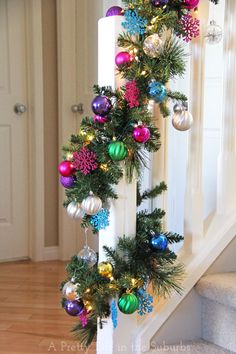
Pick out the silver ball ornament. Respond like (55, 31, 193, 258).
(172, 110, 193, 131)
(81, 192, 102, 215)
(143, 34, 162, 58)
(77, 245, 97, 268)
(205, 20, 222, 45)
(67, 202, 79, 218)
(62, 281, 79, 301)
(74, 207, 85, 219)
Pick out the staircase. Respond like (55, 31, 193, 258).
(147, 273, 236, 354)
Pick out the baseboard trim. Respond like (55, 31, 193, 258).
(43, 246, 59, 260)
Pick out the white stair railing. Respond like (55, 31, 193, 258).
(184, 1, 209, 254)
(217, 0, 236, 214)
(97, 16, 137, 354)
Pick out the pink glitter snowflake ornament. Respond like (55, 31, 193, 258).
(179, 13, 200, 42)
(73, 147, 97, 175)
(124, 80, 140, 108)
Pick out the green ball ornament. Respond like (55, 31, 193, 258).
(108, 141, 127, 161)
(118, 293, 139, 314)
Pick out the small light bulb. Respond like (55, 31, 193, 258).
(141, 70, 146, 76)
(110, 276, 114, 281)
(133, 48, 138, 54)
(85, 288, 91, 293)
(66, 152, 73, 160)
(87, 134, 94, 141)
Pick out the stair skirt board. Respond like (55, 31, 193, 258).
(146, 339, 233, 354)
(202, 298, 236, 352)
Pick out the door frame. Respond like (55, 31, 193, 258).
(25, 0, 45, 261)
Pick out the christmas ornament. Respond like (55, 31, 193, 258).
(90, 208, 110, 231)
(58, 160, 75, 177)
(151, 0, 169, 6)
(143, 34, 162, 58)
(77, 245, 97, 267)
(137, 288, 153, 316)
(79, 309, 88, 327)
(118, 293, 139, 314)
(115, 51, 133, 67)
(173, 103, 183, 114)
(124, 80, 140, 108)
(111, 300, 118, 328)
(98, 262, 113, 278)
(74, 207, 85, 219)
(60, 175, 75, 188)
(64, 299, 84, 316)
(62, 281, 78, 301)
(73, 147, 97, 175)
(93, 115, 107, 123)
(205, 20, 222, 45)
(150, 233, 168, 251)
(184, 0, 199, 10)
(122, 9, 147, 36)
(172, 110, 193, 131)
(106, 6, 123, 17)
(108, 141, 127, 161)
(67, 202, 78, 218)
(148, 81, 167, 103)
(81, 192, 102, 215)
(179, 13, 200, 43)
(91, 96, 112, 116)
(133, 124, 150, 143)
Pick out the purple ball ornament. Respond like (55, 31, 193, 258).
(133, 124, 151, 143)
(91, 96, 112, 117)
(150, 0, 169, 6)
(115, 52, 133, 67)
(106, 6, 123, 17)
(93, 114, 108, 124)
(184, 0, 199, 9)
(60, 176, 75, 188)
(64, 299, 84, 317)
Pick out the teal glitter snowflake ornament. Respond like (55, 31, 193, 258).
(122, 9, 147, 36)
(90, 208, 110, 231)
(111, 300, 118, 328)
(137, 288, 153, 316)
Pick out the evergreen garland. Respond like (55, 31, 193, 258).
(59, 0, 219, 348)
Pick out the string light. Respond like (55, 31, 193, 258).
(141, 70, 146, 75)
(100, 163, 108, 172)
(66, 152, 73, 160)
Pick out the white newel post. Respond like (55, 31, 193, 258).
(184, 2, 209, 254)
(217, 0, 236, 214)
(96, 16, 137, 354)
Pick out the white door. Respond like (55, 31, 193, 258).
(0, 0, 29, 260)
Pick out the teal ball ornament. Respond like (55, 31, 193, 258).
(150, 233, 168, 251)
(118, 293, 139, 314)
(148, 81, 167, 103)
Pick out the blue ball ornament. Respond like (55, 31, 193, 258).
(148, 81, 167, 103)
(150, 233, 168, 251)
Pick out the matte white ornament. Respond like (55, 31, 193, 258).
(172, 110, 193, 131)
(81, 192, 102, 215)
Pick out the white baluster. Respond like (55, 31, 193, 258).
(184, 2, 209, 254)
(217, 0, 236, 214)
(97, 16, 137, 354)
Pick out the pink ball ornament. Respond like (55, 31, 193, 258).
(58, 160, 75, 177)
(106, 6, 123, 17)
(115, 52, 133, 67)
(133, 125, 151, 143)
(184, 0, 199, 9)
(93, 115, 107, 124)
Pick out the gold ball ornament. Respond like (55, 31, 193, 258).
(98, 262, 113, 278)
(143, 34, 163, 58)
